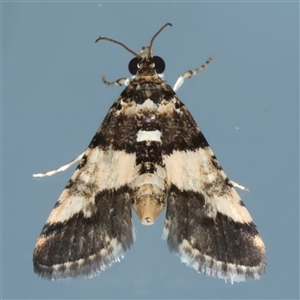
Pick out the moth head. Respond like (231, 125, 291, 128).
(95, 23, 172, 76)
(128, 55, 165, 75)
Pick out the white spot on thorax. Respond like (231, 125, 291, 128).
(137, 130, 162, 142)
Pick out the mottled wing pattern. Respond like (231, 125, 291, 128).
(34, 23, 266, 282)
(33, 98, 137, 280)
(161, 96, 266, 283)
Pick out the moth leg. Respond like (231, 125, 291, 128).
(33, 151, 85, 178)
(230, 180, 249, 192)
(173, 54, 215, 92)
(102, 75, 131, 87)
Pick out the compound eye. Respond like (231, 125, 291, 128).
(128, 57, 139, 75)
(153, 56, 165, 74)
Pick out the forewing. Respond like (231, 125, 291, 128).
(33, 99, 137, 280)
(161, 97, 266, 283)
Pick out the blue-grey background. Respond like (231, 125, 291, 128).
(2, 2, 299, 299)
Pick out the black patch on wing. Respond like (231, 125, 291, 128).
(33, 185, 134, 280)
(89, 106, 137, 153)
(161, 99, 210, 155)
(65, 179, 74, 189)
(239, 200, 246, 207)
(76, 155, 88, 170)
(164, 184, 266, 278)
(211, 154, 223, 171)
(224, 177, 234, 188)
(53, 200, 61, 209)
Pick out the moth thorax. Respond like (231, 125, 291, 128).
(132, 184, 165, 225)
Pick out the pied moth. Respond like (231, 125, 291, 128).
(33, 23, 266, 283)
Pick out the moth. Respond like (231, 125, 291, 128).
(33, 23, 266, 283)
